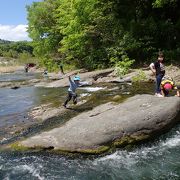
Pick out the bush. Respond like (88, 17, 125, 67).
(132, 70, 147, 82)
(114, 55, 135, 78)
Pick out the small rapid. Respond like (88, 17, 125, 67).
(0, 125, 179, 179)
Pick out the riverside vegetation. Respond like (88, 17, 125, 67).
(1, 0, 179, 74)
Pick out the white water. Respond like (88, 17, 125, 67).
(80, 93, 91, 97)
(79, 87, 106, 92)
(0, 127, 179, 179)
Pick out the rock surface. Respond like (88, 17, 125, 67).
(34, 65, 180, 88)
(35, 68, 114, 87)
(1, 65, 179, 88)
(17, 94, 180, 154)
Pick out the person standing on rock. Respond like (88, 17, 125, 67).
(43, 69, 48, 79)
(59, 61, 65, 75)
(63, 75, 84, 108)
(24, 64, 29, 73)
(149, 52, 165, 97)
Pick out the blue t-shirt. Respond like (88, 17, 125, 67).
(68, 77, 84, 93)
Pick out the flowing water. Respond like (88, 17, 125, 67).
(0, 126, 179, 180)
(0, 71, 41, 82)
(0, 71, 179, 180)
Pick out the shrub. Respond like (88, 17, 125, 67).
(114, 55, 135, 78)
(132, 70, 147, 82)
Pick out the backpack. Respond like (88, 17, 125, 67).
(161, 75, 174, 86)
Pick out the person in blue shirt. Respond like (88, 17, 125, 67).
(63, 75, 82, 108)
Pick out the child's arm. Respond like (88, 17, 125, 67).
(149, 63, 156, 75)
(68, 75, 72, 82)
(176, 90, 180, 97)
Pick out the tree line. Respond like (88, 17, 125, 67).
(2, 0, 180, 71)
(0, 39, 34, 63)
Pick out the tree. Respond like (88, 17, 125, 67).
(26, 0, 180, 70)
(27, 0, 62, 69)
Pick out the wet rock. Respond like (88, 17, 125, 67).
(28, 79, 41, 83)
(112, 95, 122, 101)
(16, 94, 180, 154)
(28, 100, 87, 122)
(0, 82, 12, 88)
(29, 104, 63, 121)
(11, 86, 20, 89)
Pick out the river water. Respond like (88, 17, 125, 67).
(0, 71, 179, 179)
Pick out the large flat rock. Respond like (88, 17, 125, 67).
(17, 95, 180, 154)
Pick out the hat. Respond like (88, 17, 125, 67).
(73, 76, 80, 81)
(164, 83, 172, 90)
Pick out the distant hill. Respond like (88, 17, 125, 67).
(0, 39, 12, 44)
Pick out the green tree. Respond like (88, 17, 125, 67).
(26, 0, 180, 70)
(27, 0, 62, 70)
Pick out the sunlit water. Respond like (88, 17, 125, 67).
(0, 72, 179, 179)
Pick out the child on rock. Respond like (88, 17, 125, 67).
(160, 76, 180, 97)
(63, 75, 86, 108)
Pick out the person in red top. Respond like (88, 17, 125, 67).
(160, 76, 180, 97)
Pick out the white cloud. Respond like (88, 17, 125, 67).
(0, 24, 31, 41)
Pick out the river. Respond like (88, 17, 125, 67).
(0, 71, 179, 179)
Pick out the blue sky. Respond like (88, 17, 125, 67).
(0, 0, 42, 41)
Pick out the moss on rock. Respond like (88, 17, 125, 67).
(10, 142, 29, 151)
(77, 146, 110, 154)
(113, 134, 150, 147)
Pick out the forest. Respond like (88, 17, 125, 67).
(1, 0, 180, 71)
(0, 39, 34, 63)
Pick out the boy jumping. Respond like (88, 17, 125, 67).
(63, 75, 83, 108)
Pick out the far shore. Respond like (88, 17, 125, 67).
(0, 65, 44, 74)
(0, 65, 24, 73)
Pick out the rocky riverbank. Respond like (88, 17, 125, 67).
(17, 64, 180, 125)
(1, 65, 180, 154)
(1, 65, 180, 89)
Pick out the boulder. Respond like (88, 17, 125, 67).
(11, 86, 20, 89)
(15, 94, 180, 154)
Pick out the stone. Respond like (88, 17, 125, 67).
(15, 94, 180, 154)
(112, 95, 122, 101)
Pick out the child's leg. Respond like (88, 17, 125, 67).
(72, 94, 77, 104)
(156, 74, 163, 94)
(63, 92, 72, 106)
